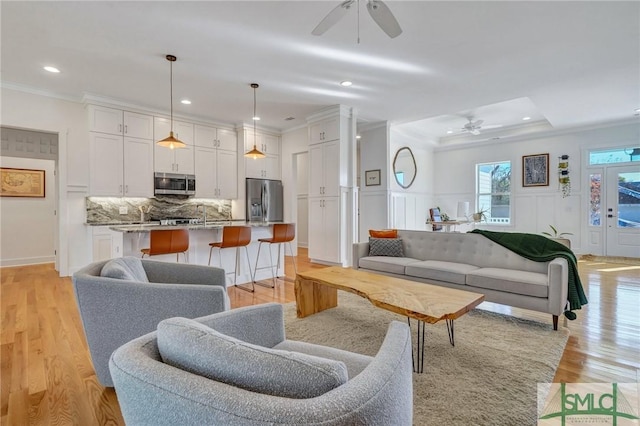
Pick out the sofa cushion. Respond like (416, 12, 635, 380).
(405, 260, 479, 285)
(157, 317, 348, 399)
(100, 257, 149, 282)
(359, 256, 422, 275)
(466, 268, 548, 298)
(369, 229, 398, 238)
(369, 237, 404, 257)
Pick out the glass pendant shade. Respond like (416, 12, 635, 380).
(157, 54, 186, 149)
(245, 83, 265, 159)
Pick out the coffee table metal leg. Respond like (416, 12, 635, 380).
(407, 318, 426, 373)
(446, 319, 455, 346)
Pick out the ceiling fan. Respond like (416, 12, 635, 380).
(459, 118, 502, 136)
(312, 0, 403, 40)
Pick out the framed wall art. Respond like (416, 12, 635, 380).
(0, 168, 46, 197)
(365, 169, 381, 186)
(522, 153, 549, 187)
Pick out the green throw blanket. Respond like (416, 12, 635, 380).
(469, 229, 588, 320)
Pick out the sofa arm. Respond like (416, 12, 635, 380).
(142, 260, 226, 287)
(352, 242, 370, 270)
(547, 257, 569, 316)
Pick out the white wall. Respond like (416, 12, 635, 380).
(358, 123, 390, 241)
(296, 152, 309, 247)
(1, 87, 90, 275)
(281, 126, 309, 255)
(0, 157, 56, 266)
(432, 121, 640, 254)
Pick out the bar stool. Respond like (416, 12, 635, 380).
(208, 226, 254, 292)
(141, 229, 189, 262)
(253, 223, 296, 288)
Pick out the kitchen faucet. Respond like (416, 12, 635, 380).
(198, 204, 207, 224)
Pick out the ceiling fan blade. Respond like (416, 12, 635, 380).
(366, 0, 403, 38)
(312, 1, 354, 36)
(471, 119, 484, 127)
(482, 124, 503, 130)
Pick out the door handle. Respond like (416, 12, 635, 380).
(607, 214, 616, 218)
(124, 125, 128, 134)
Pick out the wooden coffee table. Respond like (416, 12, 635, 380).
(294, 266, 485, 373)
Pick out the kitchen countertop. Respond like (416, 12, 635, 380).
(107, 221, 280, 233)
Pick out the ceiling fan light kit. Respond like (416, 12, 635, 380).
(157, 54, 186, 150)
(245, 83, 266, 160)
(312, 0, 402, 42)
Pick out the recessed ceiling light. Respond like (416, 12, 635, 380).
(522, 116, 531, 121)
(253, 116, 260, 121)
(44, 66, 60, 73)
(356, 135, 361, 139)
(446, 130, 453, 134)
(340, 80, 353, 87)
(181, 99, 191, 105)
(635, 108, 640, 115)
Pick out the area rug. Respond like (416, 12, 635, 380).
(283, 292, 569, 426)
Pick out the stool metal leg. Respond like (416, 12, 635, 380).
(254, 241, 276, 289)
(235, 245, 255, 293)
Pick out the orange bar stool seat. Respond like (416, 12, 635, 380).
(253, 223, 296, 288)
(141, 229, 190, 262)
(209, 226, 254, 292)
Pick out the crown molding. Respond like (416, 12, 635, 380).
(2, 81, 80, 103)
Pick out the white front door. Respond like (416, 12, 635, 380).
(605, 165, 640, 257)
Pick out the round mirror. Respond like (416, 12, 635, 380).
(393, 147, 417, 189)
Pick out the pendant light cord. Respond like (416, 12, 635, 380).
(170, 59, 174, 133)
(253, 86, 257, 147)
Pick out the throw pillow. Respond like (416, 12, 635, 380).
(157, 317, 348, 399)
(100, 257, 149, 282)
(368, 237, 404, 257)
(369, 229, 398, 238)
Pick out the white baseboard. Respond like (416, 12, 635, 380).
(0, 256, 55, 268)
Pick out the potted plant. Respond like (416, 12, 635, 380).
(541, 225, 573, 249)
(472, 206, 488, 222)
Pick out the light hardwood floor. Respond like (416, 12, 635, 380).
(1, 250, 639, 425)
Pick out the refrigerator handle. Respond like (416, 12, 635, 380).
(262, 182, 268, 221)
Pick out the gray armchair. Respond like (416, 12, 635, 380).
(72, 258, 229, 387)
(109, 304, 413, 425)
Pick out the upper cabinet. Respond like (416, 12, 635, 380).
(309, 116, 339, 144)
(194, 124, 237, 152)
(154, 117, 194, 174)
(88, 105, 154, 197)
(88, 105, 153, 139)
(243, 128, 281, 179)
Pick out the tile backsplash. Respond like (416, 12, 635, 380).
(86, 196, 232, 224)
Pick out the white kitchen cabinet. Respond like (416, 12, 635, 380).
(308, 197, 341, 264)
(123, 137, 154, 197)
(154, 117, 195, 174)
(92, 226, 123, 262)
(195, 147, 238, 199)
(194, 124, 237, 152)
(309, 139, 340, 198)
(309, 116, 339, 144)
(244, 129, 279, 155)
(245, 154, 279, 179)
(90, 133, 154, 197)
(88, 105, 153, 139)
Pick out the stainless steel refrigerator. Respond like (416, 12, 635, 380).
(246, 178, 284, 222)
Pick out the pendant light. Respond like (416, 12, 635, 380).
(245, 83, 266, 159)
(157, 54, 186, 150)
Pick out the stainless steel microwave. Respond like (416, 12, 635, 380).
(154, 173, 196, 196)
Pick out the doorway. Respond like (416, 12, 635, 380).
(605, 165, 640, 257)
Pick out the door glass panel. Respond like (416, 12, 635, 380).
(617, 172, 640, 228)
(589, 173, 601, 226)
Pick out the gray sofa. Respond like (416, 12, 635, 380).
(109, 304, 413, 425)
(354, 230, 569, 329)
(72, 258, 229, 387)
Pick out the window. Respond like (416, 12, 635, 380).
(589, 147, 640, 165)
(476, 161, 511, 225)
(589, 173, 601, 226)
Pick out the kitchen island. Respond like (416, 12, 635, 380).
(107, 221, 285, 286)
